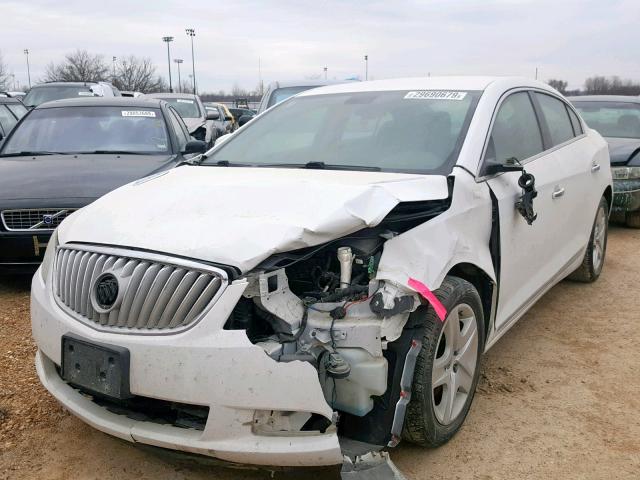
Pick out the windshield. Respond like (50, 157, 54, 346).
(207, 90, 480, 174)
(23, 85, 95, 107)
(267, 86, 319, 108)
(1, 106, 170, 155)
(160, 98, 201, 118)
(573, 101, 640, 139)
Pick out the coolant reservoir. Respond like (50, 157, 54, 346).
(320, 348, 387, 417)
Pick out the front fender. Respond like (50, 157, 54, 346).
(376, 169, 496, 292)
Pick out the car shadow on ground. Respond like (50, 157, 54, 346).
(0, 274, 32, 294)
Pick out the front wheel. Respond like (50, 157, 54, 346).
(568, 196, 609, 282)
(403, 276, 485, 447)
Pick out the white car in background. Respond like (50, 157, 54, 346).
(31, 77, 611, 477)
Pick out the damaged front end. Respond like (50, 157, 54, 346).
(223, 198, 450, 475)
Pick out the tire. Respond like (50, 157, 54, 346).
(403, 276, 485, 447)
(626, 211, 640, 228)
(568, 196, 609, 282)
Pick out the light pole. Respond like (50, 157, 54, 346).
(185, 28, 196, 94)
(364, 55, 368, 81)
(162, 36, 174, 92)
(23, 49, 31, 88)
(323, 66, 327, 80)
(174, 59, 183, 93)
(112, 56, 117, 83)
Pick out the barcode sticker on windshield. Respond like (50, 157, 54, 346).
(404, 91, 467, 100)
(121, 110, 156, 117)
(177, 99, 194, 103)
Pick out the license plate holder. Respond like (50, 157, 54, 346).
(61, 334, 132, 400)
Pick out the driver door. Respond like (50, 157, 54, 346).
(483, 90, 567, 333)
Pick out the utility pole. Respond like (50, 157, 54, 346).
(535, 67, 538, 80)
(162, 36, 174, 92)
(258, 56, 263, 96)
(186, 28, 197, 94)
(112, 56, 117, 83)
(23, 49, 31, 88)
(324, 66, 327, 80)
(174, 59, 183, 93)
(364, 55, 368, 81)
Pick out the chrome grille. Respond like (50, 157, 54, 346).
(53, 246, 226, 332)
(1, 208, 77, 231)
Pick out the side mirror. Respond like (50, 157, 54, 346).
(483, 157, 524, 176)
(183, 139, 207, 154)
(206, 110, 220, 120)
(238, 115, 254, 127)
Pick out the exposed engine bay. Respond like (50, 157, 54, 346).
(224, 198, 450, 448)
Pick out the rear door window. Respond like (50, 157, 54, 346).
(535, 93, 575, 146)
(567, 107, 583, 136)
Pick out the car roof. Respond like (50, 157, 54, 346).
(270, 79, 357, 89)
(0, 96, 24, 104)
(146, 93, 198, 100)
(297, 76, 552, 97)
(566, 95, 640, 104)
(35, 97, 165, 109)
(30, 82, 98, 88)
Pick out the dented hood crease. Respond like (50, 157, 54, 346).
(58, 167, 449, 272)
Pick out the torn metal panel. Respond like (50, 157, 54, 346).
(341, 452, 408, 480)
(57, 167, 449, 273)
(376, 169, 496, 291)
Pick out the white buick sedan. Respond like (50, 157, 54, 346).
(31, 77, 611, 474)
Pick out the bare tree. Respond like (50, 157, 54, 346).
(231, 82, 248, 97)
(547, 79, 568, 94)
(112, 56, 163, 93)
(0, 51, 9, 90)
(44, 50, 109, 82)
(584, 76, 640, 95)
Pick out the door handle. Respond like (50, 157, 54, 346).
(591, 163, 601, 173)
(552, 187, 565, 199)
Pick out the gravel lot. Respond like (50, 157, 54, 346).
(1, 226, 639, 480)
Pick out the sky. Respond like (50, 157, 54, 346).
(1, 0, 639, 93)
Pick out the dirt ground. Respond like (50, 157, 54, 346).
(1, 227, 639, 480)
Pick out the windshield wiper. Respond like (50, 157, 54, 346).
(261, 161, 382, 171)
(78, 150, 149, 155)
(0, 151, 66, 157)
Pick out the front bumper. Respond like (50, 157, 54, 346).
(612, 178, 640, 214)
(31, 271, 342, 467)
(0, 232, 51, 271)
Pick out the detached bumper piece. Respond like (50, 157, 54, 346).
(341, 452, 407, 480)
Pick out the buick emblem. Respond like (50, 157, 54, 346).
(94, 273, 119, 310)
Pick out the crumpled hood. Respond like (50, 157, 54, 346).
(58, 167, 449, 272)
(183, 117, 206, 133)
(605, 137, 640, 166)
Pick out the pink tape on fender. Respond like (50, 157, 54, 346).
(408, 278, 447, 322)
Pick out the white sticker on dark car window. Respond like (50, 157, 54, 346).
(78, 91, 93, 96)
(121, 110, 156, 117)
(177, 99, 194, 103)
(404, 91, 467, 100)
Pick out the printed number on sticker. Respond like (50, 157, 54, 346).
(122, 110, 156, 118)
(405, 91, 467, 100)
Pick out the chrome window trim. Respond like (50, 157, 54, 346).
(52, 243, 229, 336)
(475, 87, 587, 183)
